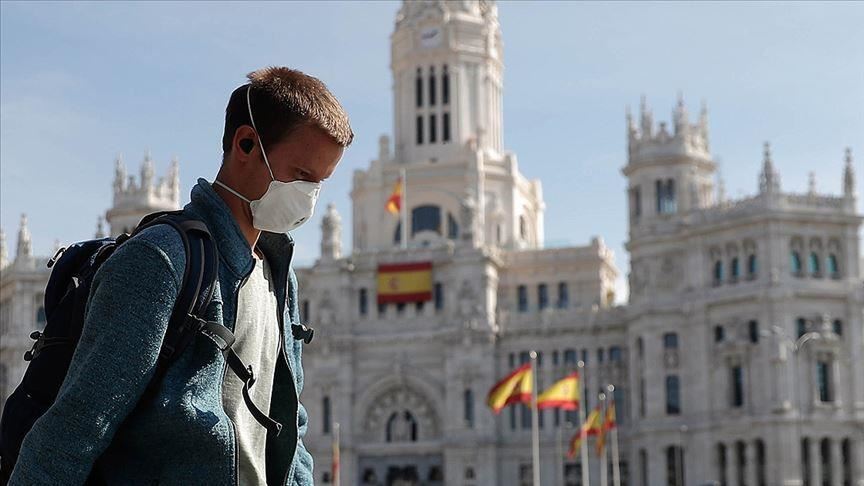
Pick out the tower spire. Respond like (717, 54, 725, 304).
(808, 171, 817, 195)
(95, 216, 106, 239)
(673, 91, 688, 135)
(114, 154, 126, 196)
(639, 94, 653, 137)
(141, 150, 155, 192)
(16, 213, 32, 261)
(843, 147, 855, 197)
(320, 203, 342, 261)
(759, 142, 780, 194)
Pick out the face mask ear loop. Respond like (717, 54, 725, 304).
(246, 85, 276, 182)
(213, 179, 252, 204)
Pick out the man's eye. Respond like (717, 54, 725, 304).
(296, 169, 311, 180)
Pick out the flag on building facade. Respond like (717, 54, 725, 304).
(376, 262, 433, 304)
(486, 363, 533, 414)
(385, 177, 403, 215)
(536, 372, 580, 410)
(596, 400, 617, 454)
(567, 405, 602, 458)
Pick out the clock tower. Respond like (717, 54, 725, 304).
(390, 0, 503, 163)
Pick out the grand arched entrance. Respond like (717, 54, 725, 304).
(356, 383, 444, 486)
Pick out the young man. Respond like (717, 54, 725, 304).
(9, 67, 353, 485)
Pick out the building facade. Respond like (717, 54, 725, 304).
(1, 1, 862, 485)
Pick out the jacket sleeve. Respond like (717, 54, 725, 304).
(9, 237, 183, 485)
(288, 269, 314, 485)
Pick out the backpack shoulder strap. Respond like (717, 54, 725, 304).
(133, 213, 219, 399)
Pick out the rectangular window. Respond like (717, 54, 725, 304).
(464, 389, 474, 428)
(748, 320, 759, 344)
(429, 70, 437, 106)
(434, 282, 444, 312)
(663, 332, 679, 349)
(538, 283, 548, 310)
(731, 366, 744, 407)
(640, 449, 648, 486)
(639, 377, 646, 417)
(557, 282, 569, 309)
(442, 112, 451, 142)
(323, 396, 331, 434)
(442, 66, 450, 105)
(817, 360, 833, 402)
(510, 405, 516, 430)
(429, 114, 437, 143)
(665, 375, 680, 415)
(613, 387, 626, 425)
(517, 285, 528, 313)
(416, 115, 423, 144)
(359, 288, 368, 316)
(666, 446, 685, 486)
(609, 346, 622, 362)
(416, 70, 423, 107)
(714, 325, 724, 343)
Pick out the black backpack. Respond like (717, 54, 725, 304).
(0, 210, 282, 484)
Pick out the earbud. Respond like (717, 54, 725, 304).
(239, 138, 254, 154)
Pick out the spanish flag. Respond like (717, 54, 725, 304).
(385, 177, 403, 215)
(567, 405, 602, 458)
(537, 372, 580, 410)
(596, 400, 617, 454)
(377, 262, 433, 304)
(486, 363, 533, 414)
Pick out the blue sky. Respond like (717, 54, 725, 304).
(2, 1, 862, 302)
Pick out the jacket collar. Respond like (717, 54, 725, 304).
(185, 178, 294, 280)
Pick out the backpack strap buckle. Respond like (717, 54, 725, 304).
(291, 323, 314, 344)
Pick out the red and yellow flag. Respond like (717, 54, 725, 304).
(596, 400, 616, 454)
(537, 372, 580, 410)
(567, 405, 602, 458)
(331, 426, 340, 485)
(377, 262, 433, 304)
(486, 363, 533, 414)
(385, 178, 403, 215)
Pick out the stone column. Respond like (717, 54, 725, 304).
(745, 441, 758, 486)
(810, 438, 822, 486)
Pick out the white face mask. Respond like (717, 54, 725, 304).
(214, 86, 321, 233)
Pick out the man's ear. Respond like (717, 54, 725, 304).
(231, 125, 259, 162)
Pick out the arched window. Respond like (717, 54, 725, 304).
(816, 360, 833, 402)
(790, 251, 802, 274)
(519, 215, 527, 239)
(730, 257, 740, 280)
(827, 253, 839, 277)
(797, 318, 807, 338)
(412, 205, 441, 235)
(747, 254, 758, 277)
(808, 252, 820, 275)
(713, 260, 723, 284)
(665, 179, 676, 213)
(428, 66, 436, 106)
(415, 68, 423, 107)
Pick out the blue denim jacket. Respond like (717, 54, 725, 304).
(10, 178, 313, 485)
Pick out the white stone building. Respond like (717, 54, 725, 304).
(1, 1, 862, 485)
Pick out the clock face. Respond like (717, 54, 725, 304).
(420, 27, 441, 48)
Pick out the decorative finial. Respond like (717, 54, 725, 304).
(114, 154, 127, 194)
(843, 147, 855, 197)
(320, 203, 342, 261)
(808, 171, 816, 195)
(95, 216, 106, 239)
(759, 142, 780, 194)
(0, 227, 8, 270)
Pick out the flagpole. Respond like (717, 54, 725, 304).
(399, 167, 407, 249)
(529, 350, 541, 486)
(556, 425, 563, 486)
(333, 421, 341, 486)
(607, 385, 621, 486)
(599, 392, 608, 486)
(577, 360, 589, 486)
